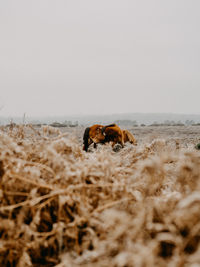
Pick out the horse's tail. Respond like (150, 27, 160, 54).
(83, 127, 90, 151)
(123, 130, 137, 145)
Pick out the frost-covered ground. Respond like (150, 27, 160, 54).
(0, 124, 199, 266)
(61, 125, 200, 149)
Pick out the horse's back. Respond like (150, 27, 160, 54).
(102, 124, 124, 146)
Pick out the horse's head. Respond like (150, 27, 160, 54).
(94, 126, 106, 142)
(89, 125, 106, 143)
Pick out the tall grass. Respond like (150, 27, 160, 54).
(0, 125, 200, 266)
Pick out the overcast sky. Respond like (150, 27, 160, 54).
(0, 0, 200, 117)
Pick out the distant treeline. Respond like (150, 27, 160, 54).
(2, 120, 200, 128)
(1, 116, 200, 127)
(49, 121, 78, 127)
(1, 113, 200, 126)
(115, 119, 200, 127)
(33, 121, 79, 127)
(22, 120, 200, 127)
(1, 121, 79, 128)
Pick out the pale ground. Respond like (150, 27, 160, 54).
(0, 124, 200, 266)
(60, 125, 200, 149)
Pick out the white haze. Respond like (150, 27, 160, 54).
(0, 0, 200, 117)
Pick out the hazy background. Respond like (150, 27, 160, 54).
(0, 0, 200, 118)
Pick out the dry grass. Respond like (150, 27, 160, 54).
(0, 124, 200, 266)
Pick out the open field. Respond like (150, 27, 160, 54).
(60, 125, 200, 148)
(0, 125, 200, 266)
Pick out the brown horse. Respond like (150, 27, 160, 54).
(83, 123, 125, 151)
(83, 124, 137, 151)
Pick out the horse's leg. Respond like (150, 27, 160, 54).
(112, 141, 116, 148)
(121, 139, 124, 148)
(85, 138, 93, 151)
(119, 135, 124, 148)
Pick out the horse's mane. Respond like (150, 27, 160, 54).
(101, 124, 116, 134)
(104, 123, 116, 128)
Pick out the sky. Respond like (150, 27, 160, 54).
(0, 0, 200, 117)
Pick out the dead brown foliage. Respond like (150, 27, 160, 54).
(0, 125, 200, 266)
